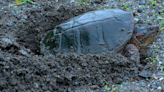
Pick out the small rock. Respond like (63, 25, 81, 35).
(45, 91, 51, 92)
(137, 8, 142, 13)
(0, 38, 12, 48)
(139, 70, 151, 78)
(140, 84, 145, 87)
(18, 49, 30, 57)
(0, 80, 7, 86)
(134, 18, 139, 23)
(148, 84, 151, 87)
(25, 74, 31, 81)
(90, 85, 99, 89)
(0, 62, 6, 66)
(139, 0, 145, 5)
(81, 62, 87, 67)
(34, 82, 39, 88)
(6, 22, 14, 27)
(158, 10, 163, 15)
(67, 87, 72, 92)
(159, 77, 164, 81)
(10, 79, 17, 86)
(4, 66, 9, 69)
(122, 82, 129, 85)
(23, 15, 28, 19)
(157, 86, 162, 91)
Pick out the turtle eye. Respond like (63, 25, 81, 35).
(149, 27, 154, 30)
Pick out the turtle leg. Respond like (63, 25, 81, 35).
(124, 44, 140, 64)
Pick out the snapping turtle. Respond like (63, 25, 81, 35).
(40, 9, 158, 61)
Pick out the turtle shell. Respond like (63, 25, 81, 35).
(40, 9, 134, 55)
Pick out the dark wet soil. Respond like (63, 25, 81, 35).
(0, 0, 160, 92)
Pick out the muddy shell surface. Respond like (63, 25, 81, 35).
(40, 9, 134, 55)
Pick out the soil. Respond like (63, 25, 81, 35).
(0, 0, 163, 92)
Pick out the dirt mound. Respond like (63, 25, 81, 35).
(0, 50, 156, 91)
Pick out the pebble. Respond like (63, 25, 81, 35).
(6, 22, 13, 27)
(140, 84, 145, 87)
(34, 82, 39, 88)
(157, 86, 162, 90)
(23, 15, 28, 19)
(45, 91, 51, 92)
(134, 18, 139, 22)
(158, 10, 163, 14)
(0, 62, 6, 66)
(4, 66, 9, 69)
(159, 77, 164, 81)
(74, 81, 79, 86)
(139, 0, 145, 5)
(122, 82, 129, 85)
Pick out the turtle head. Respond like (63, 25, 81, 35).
(134, 25, 159, 37)
(132, 24, 159, 49)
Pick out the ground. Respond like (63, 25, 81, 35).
(0, 0, 164, 92)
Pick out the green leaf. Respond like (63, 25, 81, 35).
(159, 19, 164, 31)
(28, 0, 36, 4)
(121, 84, 123, 89)
(107, 87, 110, 90)
(160, 67, 163, 69)
(21, 19, 25, 21)
(155, 58, 159, 61)
(9, 0, 36, 7)
(23, 7, 25, 11)
(159, 50, 164, 53)
(105, 85, 108, 89)
(157, 16, 163, 20)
